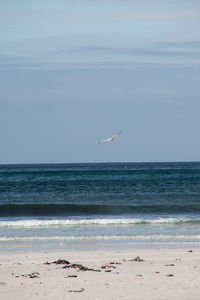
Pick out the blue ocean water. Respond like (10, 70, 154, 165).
(0, 162, 200, 251)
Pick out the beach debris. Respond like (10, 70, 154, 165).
(23, 272, 40, 279)
(12, 272, 40, 279)
(165, 264, 175, 267)
(166, 274, 174, 277)
(67, 275, 77, 278)
(68, 288, 84, 293)
(44, 259, 70, 265)
(0, 282, 6, 286)
(63, 263, 101, 272)
(188, 250, 193, 253)
(101, 264, 116, 269)
(44, 259, 100, 272)
(52, 259, 70, 265)
(136, 274, 143, 277)
(28, 272, 40, 279)
(130, 256, 144, 262)
(100, 262, 121, 272)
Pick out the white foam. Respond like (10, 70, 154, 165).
(0, 217, 198, 228)
(0, 234, 200, 242)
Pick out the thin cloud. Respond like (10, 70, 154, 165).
(1, 40, 199, 70)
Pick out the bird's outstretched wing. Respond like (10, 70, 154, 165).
(96, 132, 122, 144)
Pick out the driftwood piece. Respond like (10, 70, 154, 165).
(68, 288, 84, 293)
(130, 256, 144, 262)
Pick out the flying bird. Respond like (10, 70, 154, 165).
(96, 132, 122, 144)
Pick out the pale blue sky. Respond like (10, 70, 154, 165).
(0, 0, 200, 163)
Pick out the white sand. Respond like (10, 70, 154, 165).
(0, 248, 200, 300)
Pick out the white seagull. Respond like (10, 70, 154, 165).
(96, 132, 122, 144)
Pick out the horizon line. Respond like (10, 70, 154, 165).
(0, 160, 200, 166)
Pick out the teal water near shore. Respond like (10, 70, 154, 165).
(0, 162, 200, 251)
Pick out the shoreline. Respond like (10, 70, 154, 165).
(0, 247, 200, 299)
(1, 239, 200, 254)
(1, 235, 200, 255)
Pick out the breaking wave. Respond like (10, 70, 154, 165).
(0, 217, 200, 228)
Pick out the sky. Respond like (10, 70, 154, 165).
(0, 0, 200, 164)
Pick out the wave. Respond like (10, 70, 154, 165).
(0, 217, 200, 228)
(0, 234, 200, 242)
(1, 203, 200, 217)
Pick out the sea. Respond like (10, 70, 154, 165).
(0, 162, 200, 252)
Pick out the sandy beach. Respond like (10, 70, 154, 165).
(0, 247, 200, 300)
